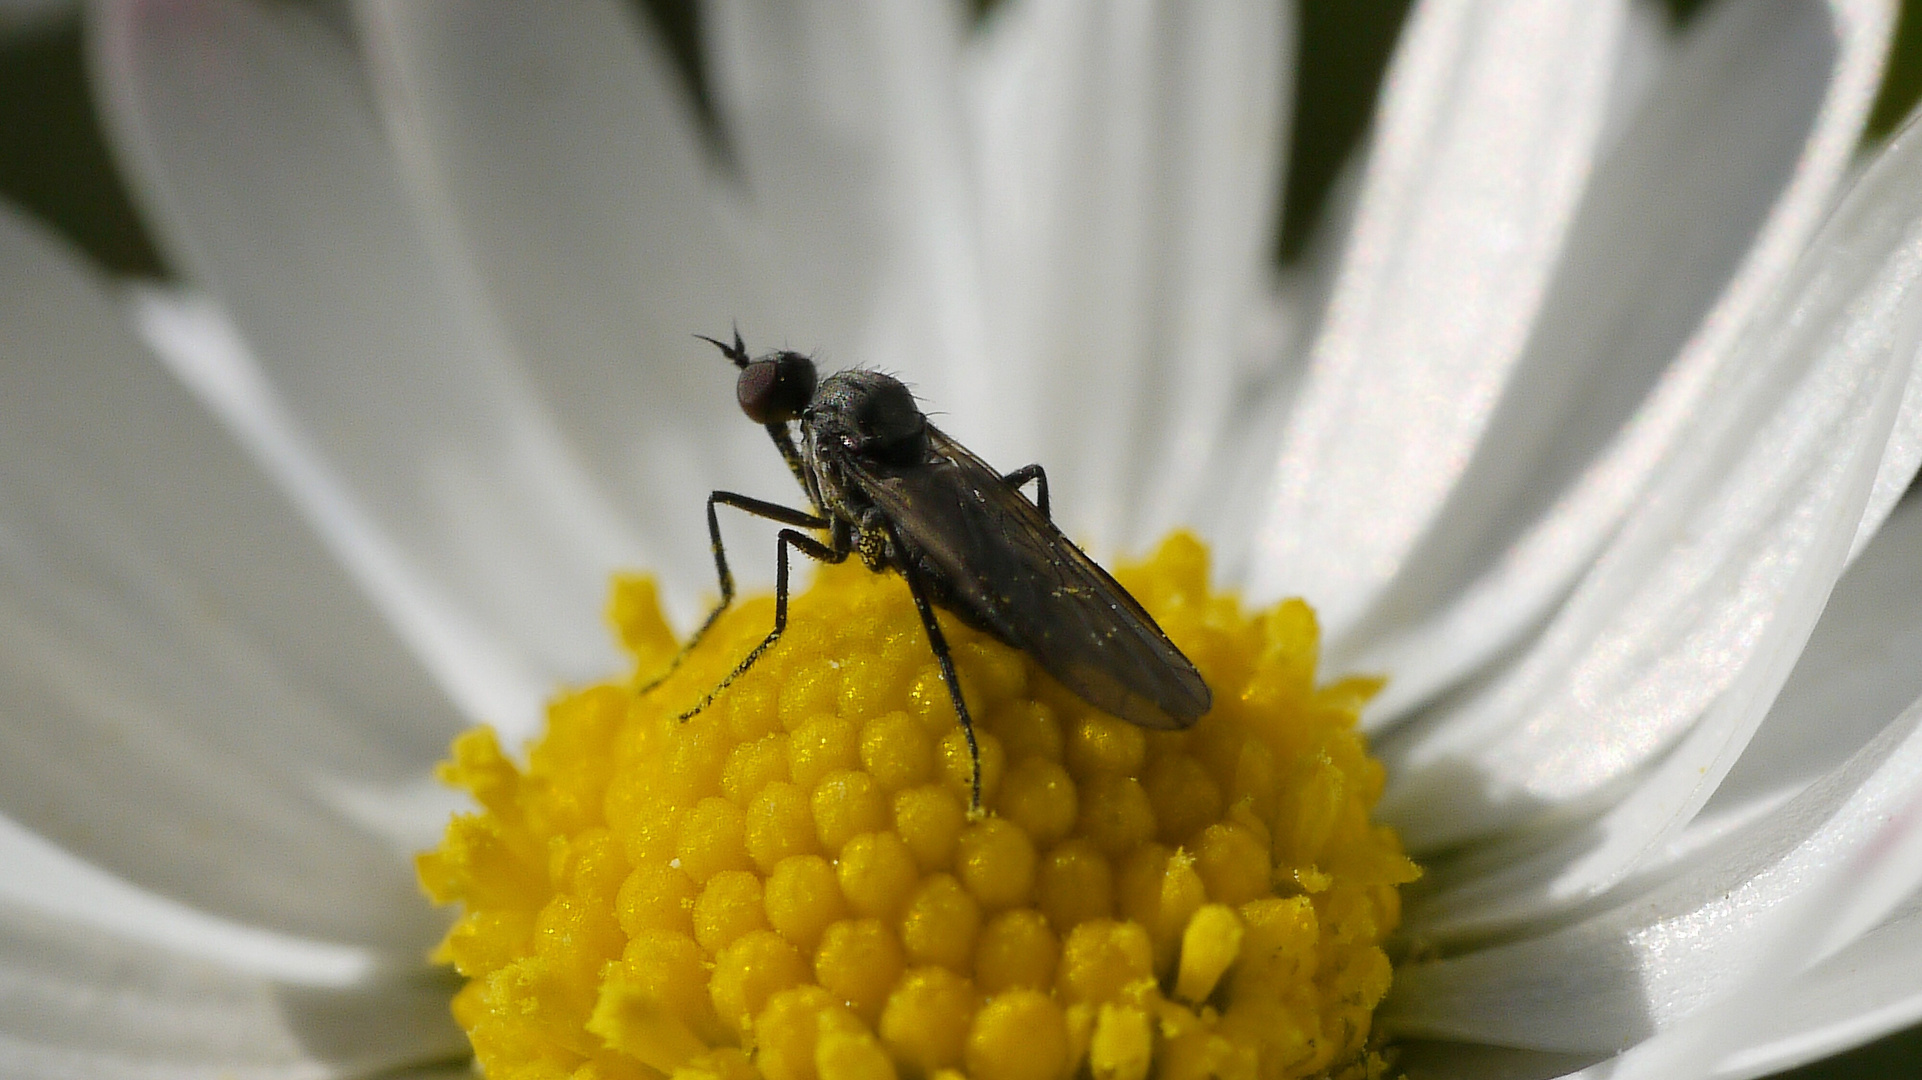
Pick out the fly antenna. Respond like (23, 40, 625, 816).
(695, 326, 752, 369)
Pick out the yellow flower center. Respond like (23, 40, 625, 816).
(418, 533, 1418, 1080)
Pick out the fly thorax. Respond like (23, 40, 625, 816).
(802, 368, 930, 524)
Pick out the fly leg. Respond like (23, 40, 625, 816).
(678, 524, 849, 720)
(900, 561, 985, 815)
(639, 491, 830, 696)
(1002, 464, 1049, 520)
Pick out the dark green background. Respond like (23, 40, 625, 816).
(4, 3, 1921, 1077)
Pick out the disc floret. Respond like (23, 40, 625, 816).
(419, 533, 1418, 1080)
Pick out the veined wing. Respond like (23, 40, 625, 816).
(848, 426, 1210, 729)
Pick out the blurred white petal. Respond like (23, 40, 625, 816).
(0, 201, 453, 948)
(128, 287, 540, 747)
(853, 1, 997, 437)
(963, 0, 1293, 548)
(704, 0, 926, 374)
(91, 0, 641, 735)
(353, 0, 776, 604)
(0, 900, 460, 1079)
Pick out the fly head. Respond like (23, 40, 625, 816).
(738, 353, 817, 426)
(698, 331, 819, 425)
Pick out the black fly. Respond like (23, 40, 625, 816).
(646, 331, 1212, 810)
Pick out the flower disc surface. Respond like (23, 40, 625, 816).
(420, 534, 1417, 1080)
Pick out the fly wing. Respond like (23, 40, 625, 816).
(849, 426, 1210, 729)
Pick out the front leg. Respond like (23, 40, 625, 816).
(1002, 464, 1049, 520)
(898, 556, 984, 815)
(678, 526, 849, 720)
(640, 491, 830, 694)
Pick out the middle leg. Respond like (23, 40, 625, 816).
(1002, 463, 1050, 519)
(900, 562, 985, 815)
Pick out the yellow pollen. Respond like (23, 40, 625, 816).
(419, 533, 1418, 1080)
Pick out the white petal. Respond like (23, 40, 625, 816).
(1712, 888, 1922, 1078)
(0, 900, 460, 1079)
(352, 0, 783, 523)
(0, 813, 375, 985)
(0, 203, 452, 949)
(1580, 747, 1922, 1080)
(1384, 688, 1922, 1060)
(1347, 0, 1896, 718)
(362, 0, 972, 628)
(702, 0, 920, 375)
(850, 1, 994, 417)
(703, 0, 1000, 454)
(91, 0, 643, 734)
(963, 0, 1293, 549)
(1383, 107, 1922, 930)
(1247, 0, 1634, 631)
(1691, 494, 1922, 835)
(1854, 306, 1922, 559)
(1389, 1042, 1601, 1080)
(128, 289, 529, 766)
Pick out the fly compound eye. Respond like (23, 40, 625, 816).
(737, 351, 817, 424)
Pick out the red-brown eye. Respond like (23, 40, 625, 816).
(737, 351, 817, 423)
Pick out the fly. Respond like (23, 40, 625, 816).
(645, 331, 1212, 811)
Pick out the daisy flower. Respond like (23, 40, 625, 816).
(6, 0, 1922, 1078)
